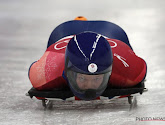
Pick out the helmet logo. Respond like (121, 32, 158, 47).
(88, 63, 97, 73)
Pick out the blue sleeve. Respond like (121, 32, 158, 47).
(28, 61, 37, 79)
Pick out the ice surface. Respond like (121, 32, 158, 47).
(0, 0, 165, 125)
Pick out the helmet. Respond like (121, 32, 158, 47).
(65, 32, 113, 100)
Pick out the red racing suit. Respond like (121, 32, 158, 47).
(28, 35, 147, 90)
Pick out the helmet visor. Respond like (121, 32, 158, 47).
(67, 70, 111, 100)
(76, 73, 104, 90)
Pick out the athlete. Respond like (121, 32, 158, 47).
(28, 17, 147, 100)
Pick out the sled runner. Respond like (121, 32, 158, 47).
(26, 81, 148, 108)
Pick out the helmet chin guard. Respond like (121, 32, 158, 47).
(84, 89, 96, 100)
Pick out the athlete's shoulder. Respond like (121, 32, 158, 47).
(46, 35, 74, 53)
(106, 38, 147, 87)
(105, 37, 131, 50)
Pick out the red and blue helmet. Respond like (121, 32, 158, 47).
(65, 32, 113, 100)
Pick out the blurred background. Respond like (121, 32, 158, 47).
(0, 0, 165, 125)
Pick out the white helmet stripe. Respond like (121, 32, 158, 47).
(90, 34, 101, 60)
(74, 35, 89, 60)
